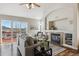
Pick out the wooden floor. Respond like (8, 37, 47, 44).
(56, 48, 79, 56)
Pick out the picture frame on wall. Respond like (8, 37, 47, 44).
(49, 21, 57, 30)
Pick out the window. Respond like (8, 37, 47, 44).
(2, 20, 12, 43)
(1, 20, 28, 44)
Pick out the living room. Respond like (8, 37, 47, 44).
(0, 3, 79, 56)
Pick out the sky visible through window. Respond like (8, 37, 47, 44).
(2, 20, 28, 28)
(2, 20, 11, 28)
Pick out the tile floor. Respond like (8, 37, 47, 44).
(0, 42, 17, 56)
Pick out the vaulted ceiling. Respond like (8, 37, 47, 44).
(0, 3, 75, 20)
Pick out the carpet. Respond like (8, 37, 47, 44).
(49, 44, 66, 56)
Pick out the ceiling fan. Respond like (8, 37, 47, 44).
(20, 3, 40, 9)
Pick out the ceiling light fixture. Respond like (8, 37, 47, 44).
(20, 3, 40, 9)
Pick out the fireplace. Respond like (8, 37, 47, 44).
(51, 33, 63, 45)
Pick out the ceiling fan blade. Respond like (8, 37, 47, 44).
(33, 3, 40, 7)
(19, 3, 28, 5)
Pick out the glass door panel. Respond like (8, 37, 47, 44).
(12, 21, 21, 56)
(13, 21, 21, 42)
(2, 20, 12, 44)
(1, 20, 12, 56)
(20, 22, 26, 33)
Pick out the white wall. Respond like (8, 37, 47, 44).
(43, 3, 75, 17)
(42, 4, 78, 50)
(47, 6, 74, 33)
(27, 20, 40, 36)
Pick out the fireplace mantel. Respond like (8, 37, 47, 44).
(44, 30, 72, 34)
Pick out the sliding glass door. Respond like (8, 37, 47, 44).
(12, 21, 21, 56)
(0, 19, 28, 56)
(1, 20, 12, 56)
(13, 21, 21, 42)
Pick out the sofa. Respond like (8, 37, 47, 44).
(18, 36, 52, 56)
(25, 42, 42, 56)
